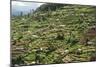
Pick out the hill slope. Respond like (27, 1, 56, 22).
(11, 3, 96, 66)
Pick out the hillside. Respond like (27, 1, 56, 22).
(11, 3, 96, 66)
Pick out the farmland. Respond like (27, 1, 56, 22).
(11, 3, 96, 66)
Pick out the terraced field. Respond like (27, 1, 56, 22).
(11, 3, 96, 66)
